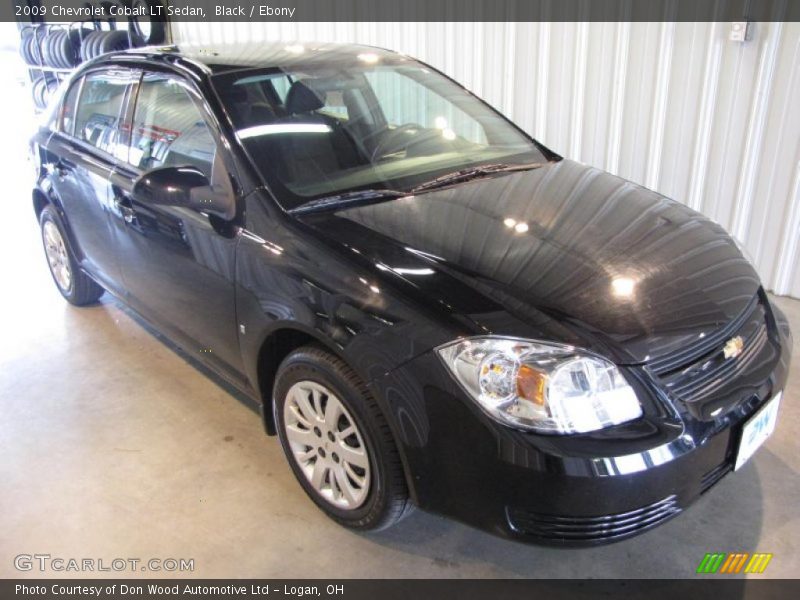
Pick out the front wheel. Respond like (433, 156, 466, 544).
(274, 345, 411, 530)
(40, 205, 104, 306)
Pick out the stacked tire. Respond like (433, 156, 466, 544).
(19, 29, 43, 66)
(79, 30, 132, 61)
(19, 0, 168, 112)
(44, 29, 88, 68)
(18, 0, 167, 67)
(20, 27, 92, 69)
(31, 76, 60, 110)
(125, 0, 167, 46)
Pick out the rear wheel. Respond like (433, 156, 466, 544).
(40, 205, 104, 306)
(274, 345, 411, 530)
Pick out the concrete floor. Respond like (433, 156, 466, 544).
(1, 55, 798, 580)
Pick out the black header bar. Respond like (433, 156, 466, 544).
(7, 0, 800, 23)
(4, 579, 800, 600)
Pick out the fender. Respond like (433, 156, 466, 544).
(34, 178, 89, 265)
(242, 318, 422, 504)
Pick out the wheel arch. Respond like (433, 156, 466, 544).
(33, 187, 86, 263)
(253, 323, 418, 503)
(32, 188, 50, 220)
(255, 325, 320, 435)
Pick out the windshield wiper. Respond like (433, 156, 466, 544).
(411, 162, 545, 194)
(288, 162, 546, 215)
(288, 188, 408, 215)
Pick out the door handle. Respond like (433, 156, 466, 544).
(113, 195, 136, 224)
(53, 158, 75, 178)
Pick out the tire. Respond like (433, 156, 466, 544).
(49, 31, 64, 68)
(39, 205, 104, 306)
(67, 28, 89, 66)
(81, 30, 131, 61)
(30, 78, 40, 109)
(99, 1, 118, 20)
(56, 29, 82, 68)
(90, 30, 105, 59)
(274, 345, 411, 531)
(25, 30, 43, 65)
(31, 77, 47, 110)
(32, 76, 58, 110)
(53, 31, 68, 68)
(127, 0, 167, 45)
(80, 30, 103, 62)
(79, 31, 94, 62)
(42, 32, 56, 68)
(40, 77, 59, 109)
(20, 30, 34, 64)
(98, 30, 131, 55)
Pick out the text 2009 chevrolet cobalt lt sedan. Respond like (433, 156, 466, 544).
(31, 42, 792, 544)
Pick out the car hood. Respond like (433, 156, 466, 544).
(296, 159, 760, 364)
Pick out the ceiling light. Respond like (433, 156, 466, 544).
(611, 277, 636, 298)
(237, 123, 331, 139)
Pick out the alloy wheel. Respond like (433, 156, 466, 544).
(283, 381, 371, 510)
(43, 221, 72, 292)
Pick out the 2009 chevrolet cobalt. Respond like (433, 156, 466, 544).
(31, 42, 792, 544)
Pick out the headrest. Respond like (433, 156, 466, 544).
(285, 81, 324, 114)
(225, 85, 249, 103)
(248, 103, 276, 123)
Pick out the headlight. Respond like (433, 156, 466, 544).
(436, 337, 642, 434)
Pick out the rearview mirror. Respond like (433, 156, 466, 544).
(132, 166, 233, 218)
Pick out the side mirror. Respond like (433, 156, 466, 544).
(132, 166, 233, 218)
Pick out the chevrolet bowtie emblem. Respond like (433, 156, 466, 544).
(723, 336, 745, 359)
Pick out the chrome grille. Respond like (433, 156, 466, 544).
(648, 295, 759, 376)
(507, 495, 681, 543)
(649, 296, 769, 405)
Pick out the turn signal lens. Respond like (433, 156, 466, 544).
(437, 337, 643, 434)
(516, 364, 547, 405)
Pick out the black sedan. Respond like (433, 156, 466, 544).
(30, 42, 792, 544)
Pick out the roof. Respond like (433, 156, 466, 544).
(117, 41, 407, 74)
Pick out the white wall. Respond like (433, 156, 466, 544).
(173, 22, 800, 298)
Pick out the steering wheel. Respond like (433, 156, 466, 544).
(370, 123, 436, 161)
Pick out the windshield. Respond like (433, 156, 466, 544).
(213, 57, 549, 209)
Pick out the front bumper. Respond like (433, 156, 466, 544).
(372, 294, 792, 545)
